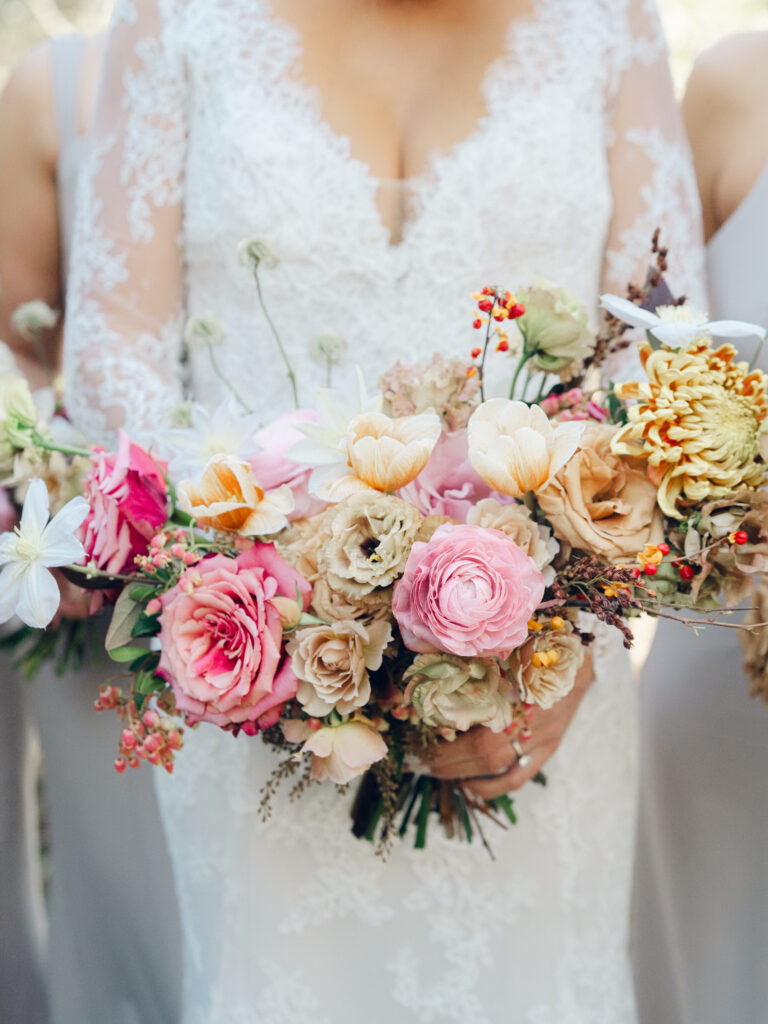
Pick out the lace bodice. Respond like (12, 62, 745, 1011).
(64, 0, 703, 446)
(62, 3, 705, 1022)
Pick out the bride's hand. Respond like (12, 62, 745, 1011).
(426, 653, 594, 798)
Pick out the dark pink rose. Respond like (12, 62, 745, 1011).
(249, 410, 326, 521)
(392, 523, 545, 658)
(81, 431, 168, 575)
(157, 544, 311, 730)
(398, 430, 497, 523)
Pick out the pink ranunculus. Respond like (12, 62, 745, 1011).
(81, 431, 168, 575)
(157, 544, 311, 730)
(398, 430, 497, 523)
(392, 523, 545, 659)
(249, 410, 327, 521)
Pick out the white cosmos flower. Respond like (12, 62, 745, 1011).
(467, 399, 584, 497)
(163, 396, 262, 479)
(0, 478, 88, 628)
(600, 294, 766, 346)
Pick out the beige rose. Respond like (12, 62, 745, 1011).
(508, 621, 585, 710)
(289, 619, 392, 717)
(320, 492, 421, 598)
(537, 422, 662, 561)
(178, 454, 294, 536)
(310, 577, 392, 625)
(276, 515, 330, 582)
(467, 499, 559, 584)
(403, 654, 515, 738)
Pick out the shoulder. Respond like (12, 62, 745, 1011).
(0, 39, 57, 169)
(684, 32, 768, 123)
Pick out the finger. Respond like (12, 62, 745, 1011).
(463, 742, 554, 799)
(427, 733, 518, 779)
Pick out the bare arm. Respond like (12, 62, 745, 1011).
(0, 43, 62, 387)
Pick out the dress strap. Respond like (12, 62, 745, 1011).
(51, 34, 86, 147)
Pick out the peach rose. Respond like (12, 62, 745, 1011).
(282, 718, 388, 784)
(178, 454, 294, 536)
(537, 422, 662, 561)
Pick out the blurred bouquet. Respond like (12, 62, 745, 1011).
(2, 235, 766, 852)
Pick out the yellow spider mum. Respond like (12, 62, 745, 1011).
(610, 340, 768, 519)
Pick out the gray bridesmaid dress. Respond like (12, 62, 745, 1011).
(24, 34, 182, 1024)
(632, 166, 768, 1024)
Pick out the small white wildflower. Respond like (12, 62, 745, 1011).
(237, 236, 279, 272)
(11, 301, 59, 341)
(309, 331, 348, 386)
(184, 313, 226, 351)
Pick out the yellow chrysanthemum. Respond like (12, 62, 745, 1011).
(610, 340, 768, 518)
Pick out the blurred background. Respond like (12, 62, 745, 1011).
(1, 0, 768, 90)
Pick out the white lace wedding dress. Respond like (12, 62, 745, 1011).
(64, 1, 704, 1021)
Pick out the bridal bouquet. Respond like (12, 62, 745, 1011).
(2, 235, 767, 850)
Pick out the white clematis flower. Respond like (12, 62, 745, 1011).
(163, 396, 262, 480)
(467, 399, 584, 497)
(600, 294, 766, 346)
(0, 478, 88, 628)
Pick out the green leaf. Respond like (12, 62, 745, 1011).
(105, 588, 143, 651)
(491, 794, 518, 826)
(453, 789, 474, 844)
(129, 583, 161, 604)
(108, 645, 149, 663)
(414, 776, 434, 850)
(398, 778, 421, 838)
(129, 651, 160, 673)
(131, 615, 161, 639)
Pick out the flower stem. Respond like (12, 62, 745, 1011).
(30, 432, 92, 459)
(508, 351, 532, 401)
(64, 563, 136, 585)
(206, 346, 253, 415)
(253, 269, 299, 409)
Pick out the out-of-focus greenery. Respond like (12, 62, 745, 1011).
(1, 0, 768, 90)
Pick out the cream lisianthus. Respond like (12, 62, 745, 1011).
(0, 478, 88, 628)
(610, 340, 768, 518)
(289, 370, 440, 499)
(467, 399, 584, 497)
(600, 294, 766, 346)
(403, 654, 515, 739)
(508, 619, 585, 710)
(177, 454, 294, 536)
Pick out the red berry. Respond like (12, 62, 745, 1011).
(508, 302, 526, 318)
(657, 542, 671, 556)
(114, 757, 127, 774)
(679, 564, 695, 581)
(478, 298, 493, 313)
(734, 530, 749, 545)
(632, 567, 641, 579)
(473, 318, 483, 330)
(496, 339, 510, 353)
(643, 563, 658, 576)
(481, 286, 494, 296)
(471, 347, 482, 359)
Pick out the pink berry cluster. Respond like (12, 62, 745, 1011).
(134, 528, 201, 575)
(95, 685, 184, 774)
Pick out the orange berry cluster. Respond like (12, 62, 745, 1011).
(467, 286, 526, 376)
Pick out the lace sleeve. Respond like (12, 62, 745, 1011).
(63, 0, 186, 447)
(599, 0, 706, 383)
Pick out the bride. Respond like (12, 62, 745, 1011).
(64, 1, 703, 1020)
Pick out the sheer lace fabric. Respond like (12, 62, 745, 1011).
(64, 1, 704, 1020)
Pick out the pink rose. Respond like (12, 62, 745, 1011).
(81, 430, 168, 575)
(157, 544, 311, 730)
(392, 523, 545, 658)
(249, 410, 327, 521)
(398, 431, 497, 523)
